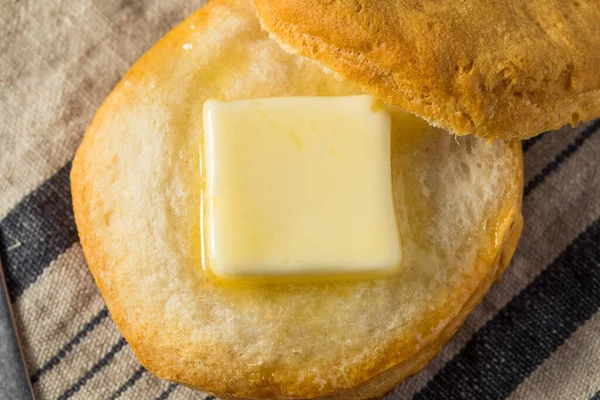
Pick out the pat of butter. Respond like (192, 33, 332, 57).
(202, 95, 401, 280)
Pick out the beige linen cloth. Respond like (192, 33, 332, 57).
(1, 1, 599, 399)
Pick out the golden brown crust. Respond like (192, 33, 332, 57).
(72, 0, 524, 398)
(254, 0, 600, 140)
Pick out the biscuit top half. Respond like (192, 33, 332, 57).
(255, 0, 600, 139)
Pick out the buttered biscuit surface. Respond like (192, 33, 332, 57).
(71, 0, 523, 398)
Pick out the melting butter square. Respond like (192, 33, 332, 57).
(202, 95, 401, 280)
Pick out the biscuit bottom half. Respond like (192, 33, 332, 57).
(71, 0, 523, 398)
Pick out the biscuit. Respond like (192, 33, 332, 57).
(255, 0, 600, 139)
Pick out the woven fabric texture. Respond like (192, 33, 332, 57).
(1, 1, 599, 399)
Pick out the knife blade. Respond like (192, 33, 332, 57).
(0, 258, 35, 400)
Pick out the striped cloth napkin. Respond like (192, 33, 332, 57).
(1, 1, 599, 399)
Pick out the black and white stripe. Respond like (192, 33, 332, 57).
(521, 131, 547, 153)
(414, 217, 600, 400)
(524, 119, 600, 196)
(29, 307, 110, 384)
(155, 383, 179, 400)
(0, 162, 77, 300)
(56, 337, 128, 400)
(108, 365, 147, 400)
